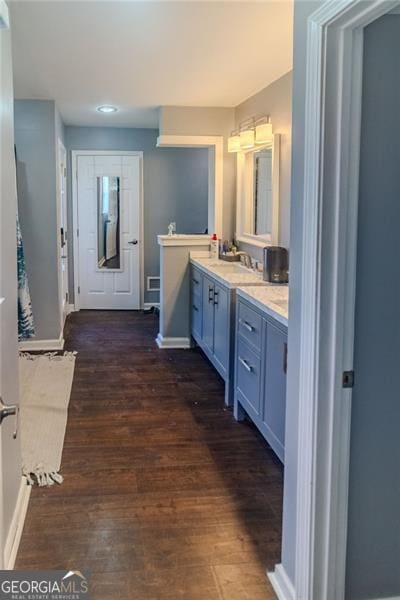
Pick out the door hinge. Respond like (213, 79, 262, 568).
(342, 370, 354, 389)
(78, 286, 80, 294)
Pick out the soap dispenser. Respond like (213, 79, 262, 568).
(210, 233, 219, 259)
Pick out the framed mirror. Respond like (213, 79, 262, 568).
(97, 176, 120, 269)
(236, 134, 280, 247)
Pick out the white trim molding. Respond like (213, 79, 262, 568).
(157, 234, 211, 247)
(143, 302, 160, 310)
(155, 334, 191, 349)
(4, 478, 31, 569)
(156, 135, 223, 238)
(19, 332, 65, 352)
(294, 2, 400, 600)
(268, 564, 295, 600)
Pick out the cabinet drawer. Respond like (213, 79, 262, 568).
(236, 338, 261, 415)
(191, 298, 202, 339)
(238, 301, 263, 352)
(191, 267, 202, 299)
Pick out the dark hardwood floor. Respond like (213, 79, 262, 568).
(16, 310, 282, 599)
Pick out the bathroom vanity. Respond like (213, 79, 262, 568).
(234, 286, 288, 463)
(190, 255, 266, 406)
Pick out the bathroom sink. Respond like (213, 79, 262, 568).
(214, 264, 251, 274)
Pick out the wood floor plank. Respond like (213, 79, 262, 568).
(16, 310, 281, 599)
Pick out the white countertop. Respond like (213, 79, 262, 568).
(237, 285, 289, 328)
(190, 255, 267, 289)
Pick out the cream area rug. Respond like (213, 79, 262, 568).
(19, 352, 76, 487)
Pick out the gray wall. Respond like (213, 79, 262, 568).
(15, 99, 61, 340)
(64, 127, 209, 304)
(1, 21, 22, 554)
(345, 14, 400, 600)
(235, 71, 292, 261)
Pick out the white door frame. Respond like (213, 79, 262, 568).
(56, 138, 68, 324)
(287, 2, 400, 600)
(72, 150, 144, 311)
(156, 135, 223, 238)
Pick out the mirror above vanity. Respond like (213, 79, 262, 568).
(230, 118, 280, 248)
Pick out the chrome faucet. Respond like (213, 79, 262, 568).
(236, 251, 252, 269)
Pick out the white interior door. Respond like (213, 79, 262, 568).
(76, 153, 141, 310)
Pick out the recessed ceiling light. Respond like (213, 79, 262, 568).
(97, 105, 117, 113)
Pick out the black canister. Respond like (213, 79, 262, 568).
(263, 246, 289, 283)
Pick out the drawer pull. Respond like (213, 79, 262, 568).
(239, 318, 254, 332)
(238, 356, 253, 373)
(192, 305, 199, 312)
(208, 286, 214, 303)
(192, 278, 199, 285)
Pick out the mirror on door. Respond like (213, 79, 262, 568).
(97, 176, 120, 269)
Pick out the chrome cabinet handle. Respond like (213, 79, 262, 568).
(208, 286, 214, 303)
(239, 318, 254, 332)
(128, 239, 138, 245)
(214, 290, 219, 306)
(238, 357, 253, 373)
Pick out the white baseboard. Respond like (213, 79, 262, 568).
(143, 302, 160, 310)
(19, 332, 65, 352)
(4, 478, 31, 569)
(268, 564, 295, 600)
(156, 333, 191, 349)
(66, 303, 75, 315)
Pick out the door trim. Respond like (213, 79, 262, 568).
(71, 150, 144, 311)
(3, 478, 31, 569)
(56, 139, 68, 328)
(290, 2, 400, 600)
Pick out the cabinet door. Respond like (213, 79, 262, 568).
(202, 275, 215, 354)
(263, 321, 287, 462)
(213, 283, 229, 376)
(191, 268, 203, 340)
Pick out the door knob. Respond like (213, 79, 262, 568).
(128, 239, 138, 245)
(0, 397, 18, 425)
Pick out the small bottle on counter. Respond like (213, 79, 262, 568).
(210, 233, 219, 259)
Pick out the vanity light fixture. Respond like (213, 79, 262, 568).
(227, 131, 241, 153)
(239, 119, 255, 150)
(255, 117, 273, 144)
(97, 105, 118, 113)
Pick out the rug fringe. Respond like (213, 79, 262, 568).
(23, 465, 64, 487)
(20, 350, 77, 361)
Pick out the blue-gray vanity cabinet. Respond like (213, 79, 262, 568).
(190, 265, 234, 405)
(202, 274, 215, 355)
(234, 297, 287, 463)
(213, 283, 229, 377)
(191, 267, 203, 341)
(262, 320, 287, 462)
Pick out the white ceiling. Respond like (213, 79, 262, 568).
(10, 1, 293, 128)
